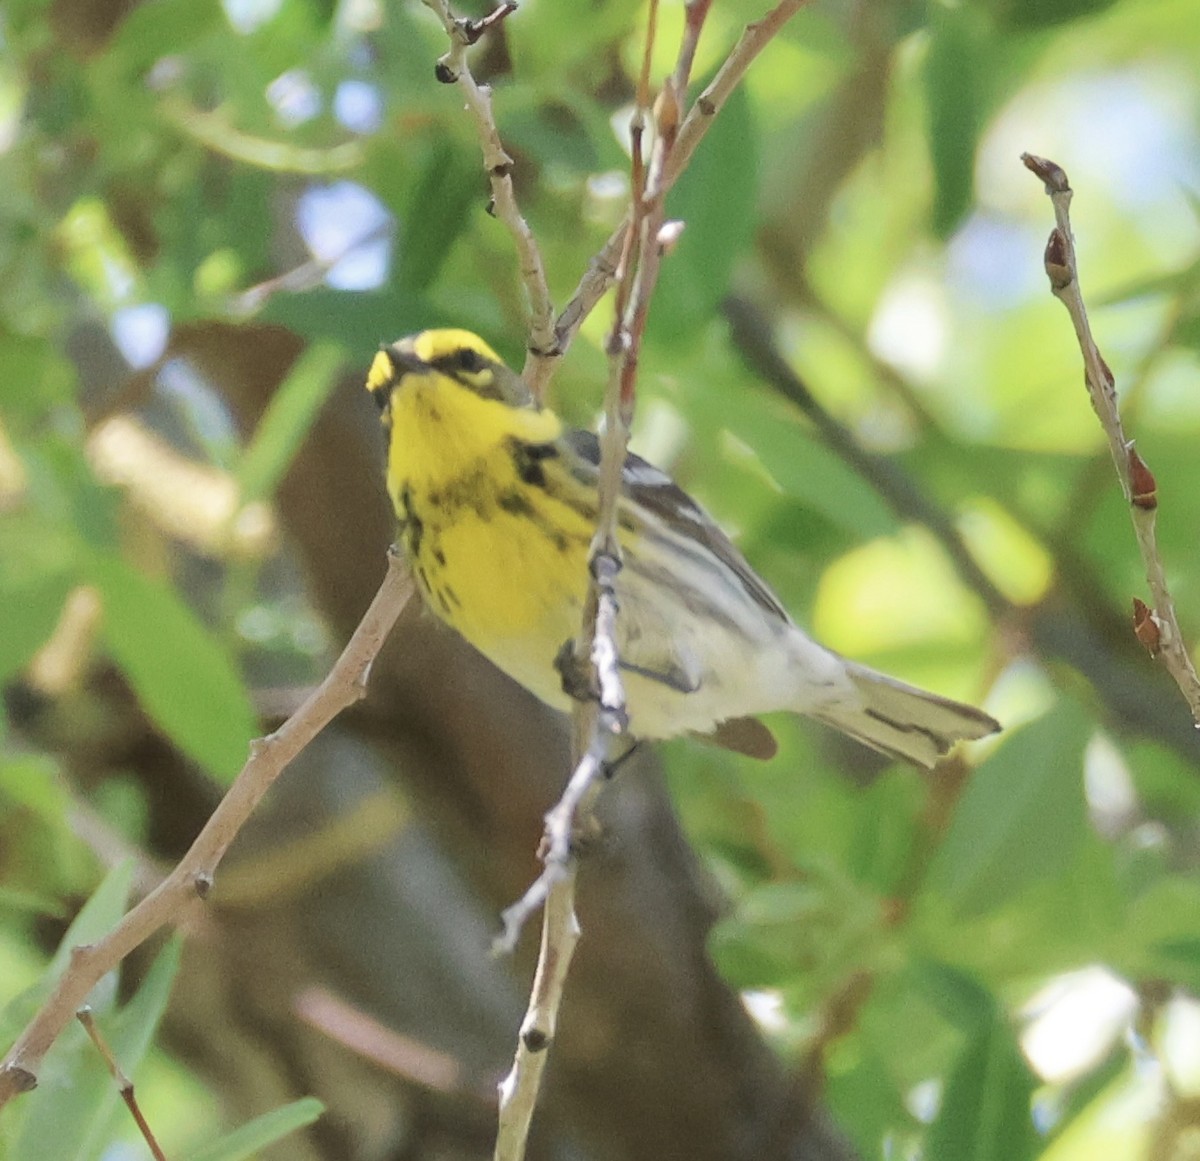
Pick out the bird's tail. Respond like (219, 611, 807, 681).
(809, 661, 999, 770)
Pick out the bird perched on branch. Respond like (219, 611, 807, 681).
(366, 328, 999, 767)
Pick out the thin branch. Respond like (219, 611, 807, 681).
(0, 552, 415, 1108)
(229, 217, 394, 316)
(548, 0, 808, 368)
(1023, 153, 1200, 722)
(493, 4, 763, 1158)
(77, 1007, 170, 1161)
(420, 0, 557, 387)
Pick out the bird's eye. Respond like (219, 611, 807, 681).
(455, 346, 485, 373)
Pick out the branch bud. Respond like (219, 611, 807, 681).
(1021, 152, 1071, 195)
(1044, 228, 1071, 290)
(655, 79, 682, 140)
(1127, 443, 1157, 510)
(1132, 597, 1161, 656)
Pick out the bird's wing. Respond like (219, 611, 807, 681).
(561, 429, 793, 625)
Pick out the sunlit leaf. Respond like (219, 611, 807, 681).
(921, 700, 1091, 917)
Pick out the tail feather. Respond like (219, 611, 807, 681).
(810, 661, 999, 770)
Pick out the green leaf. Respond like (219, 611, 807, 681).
(986, 0, 1120, 32)
(0, 569, 73, 684)
(914, 959, 995, 1031)
(48, 861, 135, 986)
(0, 755, 70, 827)
(921, 700, 1091, 917)
(234, 340, 344, 506)
(394, 143, 484, 295)
(185, 1097, 324, 1161)
(86, 553, 256, 781)
(0, 863, 134, 1154)
(922, 971, 1038, 1161)
(0, 863, 134, 1059)
(0, 333, 75, 428)
(727, 409, 897, 540)
(260, 285, 424, 351)
(651, 83, 758, 343)
(923, 3, 988, 238)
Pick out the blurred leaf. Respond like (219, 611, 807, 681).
(923, 980, 1038, 1160)
(0, 860, 133, 1053)
(0, 755, 70, 827)
(681, 348, 898, 540)
(260, 285, 424, 350)
(710, 872, 882, 1000)
(827, 1047, 916, 1160)
(986, 0, 1122, 32)
(501, 97, 603, 176)
(395, 143, 483, 295)
(234, 340, 343, 505)
(185, 1097, 324, 1161)
(923, 3, 989, 237)
(1170, 305, 1200, 352)
(913, 964, 1038, 1160)
(86, 553, 255, 781)
(728, 412, 898, 539)
(1127, 877, 1200, 987)
(47, 860, 134, 985)
(848, 768, 924, 895)
(1146, 938, 1200, 993)
(0, 333, 76, 427)
(0, 569, 72, 684)
(1041, 1045, 1128, 1150)
(1036, 1066, 1153, 1161)
(921, 700, 1091, 917)
(651, 83, 758, 343)
(105, 0, 223, 73)
(914, 959, 995, 1030)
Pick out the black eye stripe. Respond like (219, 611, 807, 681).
(432, 348, 487, 375)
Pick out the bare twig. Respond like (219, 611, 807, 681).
(230, 217, 394, 316)
(420, 0, 557, 387)
(1023, 153, 1200, 721)
(0, 552, 415, 1109)
(548, 0, 808, 368)
(77, 1007, 170, 1161)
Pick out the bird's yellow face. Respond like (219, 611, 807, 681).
(365, 329, 535, 429)
(366, 328, 504, 406)
(366, 328, 558, 500)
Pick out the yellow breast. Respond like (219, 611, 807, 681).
(384, 366, 590, 658)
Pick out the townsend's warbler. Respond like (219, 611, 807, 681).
(366, 329, 999, 767)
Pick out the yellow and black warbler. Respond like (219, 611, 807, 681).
(366, 329, 999, 767)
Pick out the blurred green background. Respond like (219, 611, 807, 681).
(3, 0, 1200, 1158)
